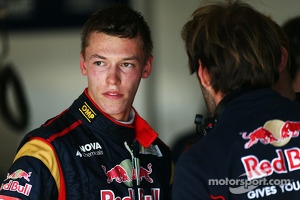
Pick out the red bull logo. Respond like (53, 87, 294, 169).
(1, 169, 32, 197)
(241, 128, 278, 149)
(4, 169, 32, 182)
(102, 165, 131, 184)
(132, 163, 153, 183)
(280, 121, 300, 140)
(241, 120, 300, 149)
(102, 163, 153, 184)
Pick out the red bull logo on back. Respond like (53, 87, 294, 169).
(241, 120, 300, 149)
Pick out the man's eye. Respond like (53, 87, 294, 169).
(95, 61, 104, 66)
(122, 63, 133, 68)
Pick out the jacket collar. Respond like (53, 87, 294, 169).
(71, 88, 158, 148)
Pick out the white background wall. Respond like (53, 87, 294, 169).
(1, 0, 300, 179)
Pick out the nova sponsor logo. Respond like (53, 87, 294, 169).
(80, 142, 102, 152)
(79, 102, 97, 122)
(76, 142, 103, 157)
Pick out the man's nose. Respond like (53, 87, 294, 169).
(106, 67, 121, 85)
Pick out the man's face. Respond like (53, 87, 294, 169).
(80, 32, 152, 121)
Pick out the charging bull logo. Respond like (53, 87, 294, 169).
(102, 161, 153, 186)
(101, 165, 131, 183)
(4, 169, 32, 182)
(2, 169, 33, 196)
(241, 120, 300, 149)
(132, 163, 153, 183)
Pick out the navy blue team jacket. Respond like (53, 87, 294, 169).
(0, 89, 173, 200)
(173, 88, 300, 200)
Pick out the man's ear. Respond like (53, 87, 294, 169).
(80, 52, 87, 76)
(197, 59, 210, 87)
(141, 55, 153, 78)
(279, 47, 288, 73)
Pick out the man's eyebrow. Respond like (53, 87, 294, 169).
(123, 56, 141, 62)
(90, 54, 106, 60)
(89, 54, 142, 62)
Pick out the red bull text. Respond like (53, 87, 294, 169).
(101, 188, 160, 200)
(1, 169, 32, 196)
(242, 148, 300, 180)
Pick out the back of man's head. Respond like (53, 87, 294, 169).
(182, 0, 282, 95)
